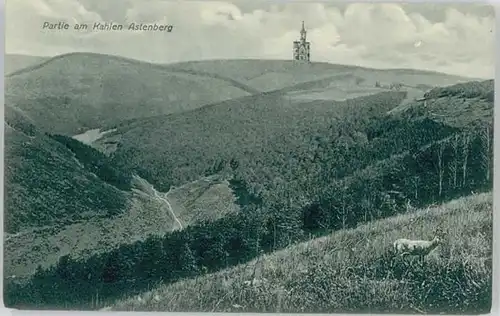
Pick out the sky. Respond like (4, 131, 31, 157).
(5, 0, 496, 78)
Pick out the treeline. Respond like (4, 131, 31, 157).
(305, 124, 493, 231)
(5, 108, 493, 309)
(49, 134, 133, 191)
(424, 79, 493, 102)
(110, 91, 408, 193)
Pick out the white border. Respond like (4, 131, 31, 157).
(0, 1, 498, 316)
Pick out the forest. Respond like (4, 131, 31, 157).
(49, 134, 133, 191)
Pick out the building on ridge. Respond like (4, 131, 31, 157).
(293, 21, 310, 62)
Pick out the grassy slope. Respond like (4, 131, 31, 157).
(167, 176, 239, 225)
(110, 192, 492, 313)
(4, 52, 254, 135)
(167, 60, 471, 112)
(4, 54, 50, 75)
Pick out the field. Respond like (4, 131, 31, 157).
(110, 192, 492, 314)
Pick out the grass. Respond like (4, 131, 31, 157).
(168, 59, 471, 93)
(167, 175, 239, 224)
(5, 52, 472, 135)
(4, 54, 50, 75)
(5, 52, 253, 134)
(109, 192, 492, 314)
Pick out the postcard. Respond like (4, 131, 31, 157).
(3, 1, 494, 313)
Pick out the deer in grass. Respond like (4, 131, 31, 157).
(393, 229, 443, 264)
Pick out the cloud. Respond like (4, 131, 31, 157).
(5, 0, 495, 78)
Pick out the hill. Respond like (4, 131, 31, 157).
(389, 79, 494, 127)
(109, 192, 492, 314)
(96, 79, 493, 194)
(5, 53, 474, 136)
(94, 89, 409, 190)
(167, 59, 474, 93)
(4, 54, 50, 75)
(4, 173, 237, 280)
(4, 52, 255, 135)
(4, 103, 240, 278)
(3, 105, 129, 234)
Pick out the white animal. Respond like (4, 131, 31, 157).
(243, 277, 268, 287)
(393, 236, 441, 263)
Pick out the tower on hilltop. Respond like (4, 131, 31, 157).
(293, 21, 310, 62)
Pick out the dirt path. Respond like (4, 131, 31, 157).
(152, 188, 183, 230)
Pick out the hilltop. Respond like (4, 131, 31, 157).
(4, 54, 50, 75)
(4, 52, 255, 135)
(5, 52, 474, 135)
(110, 192, 492, 314)
(167, 59, 474, 93)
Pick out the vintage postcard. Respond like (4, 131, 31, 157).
(3, 0, 495, 314)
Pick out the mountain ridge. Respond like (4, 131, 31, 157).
(6, 52, 486, 81)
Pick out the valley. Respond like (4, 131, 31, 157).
(3, 174, 236, 280)
(3, 52, 494, 313)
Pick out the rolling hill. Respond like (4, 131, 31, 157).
(166, 59, 475, 93)
(4, 52, 256, 135)
(5, 52, 475, 136)
(95, 78, 493, 194)
(4, 54, 50, 75)
(3, 49, 493, 313)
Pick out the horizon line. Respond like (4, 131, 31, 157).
(5, 50, 491, 81)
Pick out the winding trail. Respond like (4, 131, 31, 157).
(152, 188, 183, 230)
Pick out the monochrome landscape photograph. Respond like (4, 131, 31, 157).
(3, 1, 495, 313)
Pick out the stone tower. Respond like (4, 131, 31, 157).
(293, 21, 310, 62)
